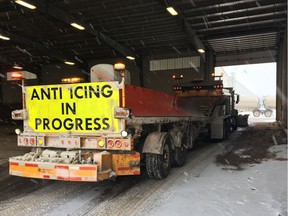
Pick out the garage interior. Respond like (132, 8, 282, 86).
(0, 0, 287, 127)
(0, 1, 287, 214)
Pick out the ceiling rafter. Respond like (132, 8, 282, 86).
(184, 0, 281, 14)
(0, 28, 88, 71)
(157, 0, 206, 59)
(202, 28, 282, 40)
(0, 54, 41, 75)
(0, 54, 11, 65)
(197, 18, 286, 35)
(26, 0, 137, 59)
(190, 12, 287, 29)
(0, 0, 286, 69)
(186, 3, 287, 23)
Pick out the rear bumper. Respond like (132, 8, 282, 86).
(9, 152, 141, 182)
(9, 160, 99, 182)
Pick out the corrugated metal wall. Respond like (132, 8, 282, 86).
(143, 53, 205, 94)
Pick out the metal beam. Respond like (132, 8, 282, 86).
(198, 18, 286, 36)
(0, 55, 10, 65)
(26, 0, 136, 58)
(181, 18, 206, 54)
(157, 0, 206, 59)
(190, 12, 287, 29)
(216, 47, 277, 56)
(0, 54, 26, 70)
(184, 0, 283, 15)
(0, 54, 41, 75)
(202, 28, 281, 40)
(0, 29, 65, 60)
(0, 28, 87, 65)
(0, 28, 90, 79)
(176, 0, 244, 8)
(215, 49, 277, 66)
(186, 3, 287, 23)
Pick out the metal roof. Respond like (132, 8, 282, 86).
(0, 0, 287, 73)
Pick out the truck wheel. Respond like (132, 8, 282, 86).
(173, 146, 187, 167)
(231, 117, 238, 131)
(145, 135, 172, 179)
(222, 120, 227, 140)
(173, 133, 188, 167)
(253, 110, 261, 117)
(146, 154, 155, 179)
(264, 109, 273, 117)
(226, 118, 232, 136)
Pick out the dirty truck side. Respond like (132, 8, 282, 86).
(9, 65, 239, 182)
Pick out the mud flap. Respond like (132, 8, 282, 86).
(142, 132, 168, 154)
(112, 153, 141, 176)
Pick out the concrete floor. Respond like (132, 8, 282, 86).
(0, 121, 286, 216)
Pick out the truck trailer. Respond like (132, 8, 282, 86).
(252, 96, 274, 118)
(9, 63, 239, 182)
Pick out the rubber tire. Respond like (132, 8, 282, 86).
(231, 117, 238, 131)
(264, 110, 273, 117)
(173, 133, 188, 167)
(222, 120, 228, 140)
(145, 136, 172, 179)
(173, 146, 187, 167)
(226, 118, 232, 137)
(146, 153, 155, 179)
(253, 110, 261, 117)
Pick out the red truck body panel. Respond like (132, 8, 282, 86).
(125, 85, 228, 118)
(125, 85, 189, 117)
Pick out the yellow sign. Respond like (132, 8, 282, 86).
(26, 82, 120, 133)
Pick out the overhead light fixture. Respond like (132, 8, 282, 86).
(0, 35, 10, 40)
(64, 61, 75, 65)
(61, 77, 84, 83)
(11, 72, 23, 79)
(198, 48, 205, 53)
(126, 56, 135, 60)
(114, 63, 126, 71)
(166, 7, 178, 16)
(70, 23, 85, 30)
(13, 65, 23, 70)
(15, 0, 36, 9)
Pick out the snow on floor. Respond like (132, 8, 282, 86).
(143, 145, 287, 216)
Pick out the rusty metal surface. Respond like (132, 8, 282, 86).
(9, 160, 98, 182)
(112, 153, 140, 176)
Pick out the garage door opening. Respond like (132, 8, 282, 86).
(215, 63, 276, 124)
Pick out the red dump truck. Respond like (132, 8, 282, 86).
(9, 63, 239, 181)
